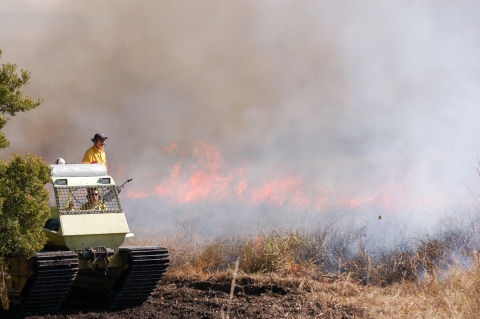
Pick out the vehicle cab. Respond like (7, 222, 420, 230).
(44, 163, 133, 251)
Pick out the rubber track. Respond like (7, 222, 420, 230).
(21, 251, 79, 314)
(109, 246, 169, 309)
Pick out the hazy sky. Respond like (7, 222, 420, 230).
(1, 1, 480, 234)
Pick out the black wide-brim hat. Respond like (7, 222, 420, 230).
(91, 133, 108, 142)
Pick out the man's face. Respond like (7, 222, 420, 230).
(87, 190, 99, 204)
(94, 138, 106, 150)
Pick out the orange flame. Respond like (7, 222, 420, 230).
(126, 140, 314, 207)
(124, 140, 445, 215)
(250, 177, 308, 206)
(161, 141, 178, 153)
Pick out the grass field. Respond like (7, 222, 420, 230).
(126, 210, 480, 318)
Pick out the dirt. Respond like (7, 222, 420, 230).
(2, 278, 366, 319)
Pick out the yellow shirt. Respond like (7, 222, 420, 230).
(82, 145, 107, 168)
(81, 201, 107, 210)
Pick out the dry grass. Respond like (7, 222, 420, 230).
(128, 217, 480, 318)
(163, 264, 480, 318)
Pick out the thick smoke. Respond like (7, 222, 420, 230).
(1, 1, 480, 239)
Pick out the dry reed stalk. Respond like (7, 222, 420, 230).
(222, 258, 239, 319)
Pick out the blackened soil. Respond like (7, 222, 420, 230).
(2, 279, 366, 319)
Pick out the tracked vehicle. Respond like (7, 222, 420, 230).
(5, 163, 169, 314)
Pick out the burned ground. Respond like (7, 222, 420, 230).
(3, 277, 365, 319)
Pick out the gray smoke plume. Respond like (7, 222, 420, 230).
(1, 1, 480, 238)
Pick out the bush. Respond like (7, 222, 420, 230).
(0, 154, 51, 309)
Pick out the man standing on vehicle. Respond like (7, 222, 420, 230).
(83, 133, 108, 168)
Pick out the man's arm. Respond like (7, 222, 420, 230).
(82, 147, 93, 164)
